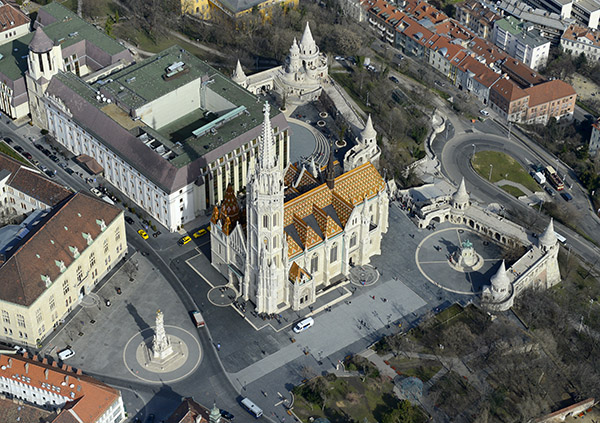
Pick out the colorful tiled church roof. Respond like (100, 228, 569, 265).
(212, 184, 242, 235)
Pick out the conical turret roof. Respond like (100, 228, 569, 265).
(232, 59, 246, 83)
(300, 22, 315, 49)
(361, 114, 376, 141)
(290, 37, 299, 54)
(29, 26, 54, 53)
(452, 178, 469, 204)
(490, 260, 510, 290)
(538, 218, 557, 248)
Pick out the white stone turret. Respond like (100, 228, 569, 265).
(538, 218, 557, 251)
(310, 155, 318, 178)
(451, 178, 470, 210)
(232, 59, 248, 87)
(209, 402, 222, 423)
(288, 38, 301, 74)
(360, 114, 377, 144)
(244, 102, 286, 314)
(490, 260, 511, 302)
(299, 22, 316, 56)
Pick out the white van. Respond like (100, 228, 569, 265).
(293, 317, 314, 333)
(241, 397, 263, 418)
(58, 348, 75, 361)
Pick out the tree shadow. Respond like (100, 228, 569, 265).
(132, 382, 183, 422)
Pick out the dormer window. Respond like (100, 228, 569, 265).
(55, 260, 66, 273)
(41, 274, 52, 287)
(96, 219, 106, 231)
(82, 232, 93, 245)
(69, 246, 80, 258)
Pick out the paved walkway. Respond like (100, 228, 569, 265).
(495, 179, 534, 197)
(323, 76, 366, 134)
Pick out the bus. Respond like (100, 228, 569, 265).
(544, 166, 564, 191)
(241, 397, 263, 418)
(554, 232, 567, 244)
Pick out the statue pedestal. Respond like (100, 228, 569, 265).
(449, 240, 483, 272)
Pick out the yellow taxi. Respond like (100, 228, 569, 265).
(178, 235, 192, 246)
(137, 229, 149, 240)
(193, 228, 207, 238)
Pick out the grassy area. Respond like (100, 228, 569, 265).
(432, 87, 451, 101)
(293, 375, 425, 422)
(329, 72, 376, 115)
(434, 303, 463, 324)
(471, 150, 539, 193)
(0, 142, 29, 166)
(500, 184, 526, 198)
(386, 357, 442, 383)
(577, 100, 599, 116)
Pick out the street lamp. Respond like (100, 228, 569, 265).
(489, 164, 493, 181)
(472, 144, 476, 158)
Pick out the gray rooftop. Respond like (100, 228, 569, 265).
(0, 2, 127, 81)
(46, 47, 289, 193)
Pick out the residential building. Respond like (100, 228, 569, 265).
(499, 57, 547, 88)
(210, 104, 389, 314)
(338, 0, 367, 22)
(166, 397, 227, 423)
(455, 55, 503, 105)
(0, 396, 57, 422)
(493, 16, 551, 69)
(0, 187, 127, 347)
(181, 0, 298, 20)
(0, 3, 132, 121)
(524, 79, 577, 124)
(43, 43, 289, 232)
(426, 36, 468, 79)
(560, 24, 600, 60)
(455, 0, 503, 40)
(0, 353, 126, 423)
(489, 77, 530, 121)
(0, 2, 30, 46)
(571, 0, 600, 29)
(590, 119, 600, 156)
(523, 0, 573, 20)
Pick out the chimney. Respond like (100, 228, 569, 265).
(42, 358, 48, 365)
(23, 352, 29, 359)
(76, 368, 82, 375)
(32, 355, 38, 361)
(51, 361, 58, 367)
(66, 366, 72, 373)
(62, 364, 67, 370)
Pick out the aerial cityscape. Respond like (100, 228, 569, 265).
(0, 0, 599, 422)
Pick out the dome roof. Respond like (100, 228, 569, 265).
(29, 27, 54, 53)
(490, 260, 510, 290)
(538, 218, 557, 248)
(361, 114, 376, 141)
(452, 178, 469, 204)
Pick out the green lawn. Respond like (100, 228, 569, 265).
(386, 357, 442, 383)
(472, 150, 539, 193)
(0, 142, 29, 166)
(500, 184, 526, 198)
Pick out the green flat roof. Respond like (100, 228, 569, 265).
(0, 2, 126, 81)
(54, 45, 282, 168)
(496, 16, 523, 36)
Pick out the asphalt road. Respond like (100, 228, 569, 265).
(433, 129, 600, 266)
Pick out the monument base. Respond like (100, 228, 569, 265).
(136, 335, 188, 373)
(449, 252, 484, 272)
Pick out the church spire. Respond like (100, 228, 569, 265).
(258, 102, 276, 170)
(360, 114, 376, 142)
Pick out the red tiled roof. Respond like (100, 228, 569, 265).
(491, 78, 529, 102)
(561, 24, 600, 47)
(525, 79, 577, 107)
(0, 354, 120, 423)
(0, 3, 30, 34)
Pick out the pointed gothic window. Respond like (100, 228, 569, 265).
(263, 215, 269, 229)
(350, 233, 357, 248)
(311, 254, 319, 273)
(330, 243, 338, 263)
(273, 213, 278, 227)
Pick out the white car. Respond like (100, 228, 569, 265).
(480, 109, 490, 116)
(58, 348, 75, 361)
(90, 187, 102, 197)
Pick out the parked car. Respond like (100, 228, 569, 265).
(58, 162, 68, 169)
(389, 76, 399, 84)
(138, 229, 149, 240)
(3, 137, 12, 144)
(560, 192, 573, 202)
(31, 159, 39, 166)
(49, 155, 60, 163)
(544, 186, 555, 197)
(57, 348, 75, 361)
(65, 167, 74, 175)
(480, 109, 490, 116)
(125, 216, 134, 225)
(90, 187, 102, 197)
(38, 164, 48, 172)
(44, 169, 55, 178)
(23, 151, 32, 160)
(42, 148, 51, 156)
(178, 236, 192, 246)
(220, 409, 235, 420)
(34, 143, 44, 150)
(14, 145, 23, 153)
(193, 228, 207, 238)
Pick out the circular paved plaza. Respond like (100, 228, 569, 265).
(415, 227, 505, 295)
(123, 325, 202, 384)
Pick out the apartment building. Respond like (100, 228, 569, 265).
(493, 16, 551, 69)
(496, 0, 568, 44)
(0, 2, 30, 46)
(590, 119, 600, 156)
(455, 0, 503, 40)
(560, 24, 600, 60)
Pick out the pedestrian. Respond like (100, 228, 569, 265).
(217, 343, 221, 351)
